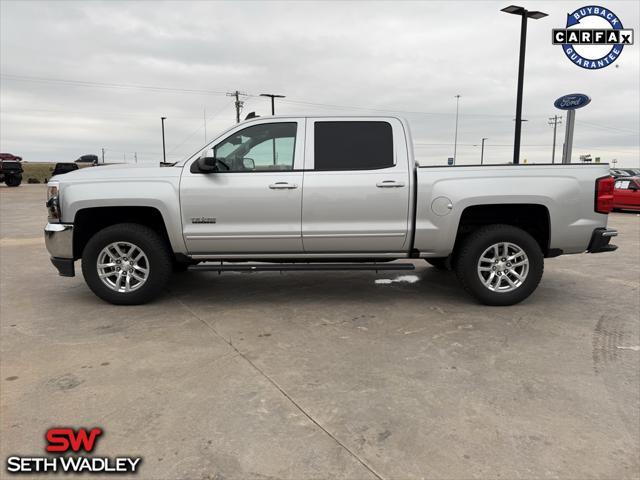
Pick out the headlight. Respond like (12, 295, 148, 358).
(46, 181, 61, 221)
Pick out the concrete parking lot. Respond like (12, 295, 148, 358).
(1, 184, 639, 479)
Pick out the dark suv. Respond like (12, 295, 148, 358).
(0, 157, 23, 186)
(52, 162, 79, 176)
(75, 154, 99, 165)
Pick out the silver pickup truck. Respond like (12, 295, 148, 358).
(44, 116, 618, 306)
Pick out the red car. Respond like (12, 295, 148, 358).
(613, 177, 640, 212)
(0, 153, 22, 161)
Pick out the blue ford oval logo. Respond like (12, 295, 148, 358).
(554, 94, 591, 110)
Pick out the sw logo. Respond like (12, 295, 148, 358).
(553, 5, 634, 69)
(5, 427, 142, 474)
(46, 427, 103, 452)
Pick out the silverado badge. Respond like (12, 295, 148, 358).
(191, 217, 216, 224)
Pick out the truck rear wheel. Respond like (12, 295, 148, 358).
(454, 224, 543, 306)
(81, 223, 172, 305)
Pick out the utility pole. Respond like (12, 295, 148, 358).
(134, 152, 138, 164)
(101, 148, 105, 164)
(501, 5, 548, 164)
(480, 137, 488, 164)
(227, 91, 246, 123)
(548, 115, 562, 164)
(453, 94, 461, 165)
(260, 93, 286, 115)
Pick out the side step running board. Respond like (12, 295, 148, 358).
(189, 262, 416, 272)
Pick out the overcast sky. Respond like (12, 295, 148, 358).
(1, 0, 638, 167)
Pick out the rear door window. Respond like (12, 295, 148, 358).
(314, 121, 394, 171)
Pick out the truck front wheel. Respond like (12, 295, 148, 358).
(81, 223, 172, 305)
(5, 174, 22, 187)
(454, 224, 544, 306)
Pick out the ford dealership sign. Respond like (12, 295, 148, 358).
(554, 93, 591, 110)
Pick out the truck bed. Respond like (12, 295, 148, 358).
(413, 163, 610, 257)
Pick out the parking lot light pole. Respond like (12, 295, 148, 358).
(453, 94, 461, 165)
(501, 5, 547, 164)
(161, 117, 167, 164)
(480, 138, 488, 164)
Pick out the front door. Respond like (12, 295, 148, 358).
(181, 120, 305, 254)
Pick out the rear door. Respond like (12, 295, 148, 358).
(301, 118, 411, 253)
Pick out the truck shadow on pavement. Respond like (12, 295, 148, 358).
(165, 265, 481, 307)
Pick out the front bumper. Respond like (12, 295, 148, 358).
(587, 227, 618, 253)
(44, 223, 75, 276)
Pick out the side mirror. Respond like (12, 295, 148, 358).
(242, 158, 255, 170)
(196, 156, 218, 173)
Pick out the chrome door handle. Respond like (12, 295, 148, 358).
(269, 182, 298, 189)
(376, 180, 405, 188)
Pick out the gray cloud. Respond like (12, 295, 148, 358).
(1, 0, 638, 166)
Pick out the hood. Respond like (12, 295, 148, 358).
(51, 163, 182, 183)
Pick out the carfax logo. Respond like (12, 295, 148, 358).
(6, 427, 142, 474)
(552, 5, 634, 69)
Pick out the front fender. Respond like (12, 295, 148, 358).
(59, 178, 187, 254)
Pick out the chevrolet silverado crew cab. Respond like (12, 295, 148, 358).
(44, 116, 618, 306)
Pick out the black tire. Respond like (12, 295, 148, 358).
(426, 257, 450, 270)
(172, 261, 190, 273)
(454, 224, 544, 306)
(5, 175, 22, 187)
(81, 223, 172, 305)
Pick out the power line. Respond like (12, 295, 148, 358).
(102, 148, 182, 156)
(167, 101, 234, 155)
(278, 98, 523, 118)
(575, 120, 638, 135)
(4, 72, 638, 159)
(415, 143, 537, 146)
(0, 74, 230, 96)
(174, 99, 254, 160)
(2, 72, 604, 122)
(0, 106, 199, 119)
(414, 142, 638, 150)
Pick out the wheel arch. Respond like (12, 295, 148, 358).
(453, 203, 551, 257)
(73, 206, 173, 260)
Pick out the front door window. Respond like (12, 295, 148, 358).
(208, 122, 297, 172)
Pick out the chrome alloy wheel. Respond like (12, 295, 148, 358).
(96, 241, 149, 293)
(477, 242, 529, 293)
